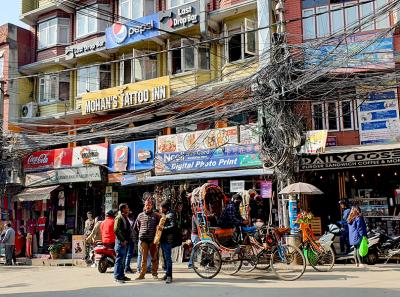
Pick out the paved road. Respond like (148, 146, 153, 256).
(1, 264, 400, 297)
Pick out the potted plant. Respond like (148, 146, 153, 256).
(48, 243, 63, 259)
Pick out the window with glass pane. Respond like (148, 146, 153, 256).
(312, 103, 324, 130)
(228, 33, 242, 62)
(341, 101, 353, 129)
(168, 0, 180, 9)
(375, 0, 390, 29)
(303, 9, 316, 40)
(171, 48, 182, 74)
(76, 7, 98, 38)
(317, 6, 329, 37)
(199, 47, 210, 70)
(119, 0, 130, 20)
(331, 4, 344, 34)
(77, 66, 100, 95)
(360, 2, 374, 31)
(123, 58, 132, 85)
(184, 47, 195, 70)
(345, 3, 359, 29)
(327, 102, 338, 130)
(39, 78, 46, 103)
(38, 18, 69, 49)
(100, 65, 111, 90)
(136, 54, 157, 81)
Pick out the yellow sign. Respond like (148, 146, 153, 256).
(81, 76, 170, 115)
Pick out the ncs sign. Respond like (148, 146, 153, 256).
(106, 14, 160, 49)
(108, 140, 155, 173)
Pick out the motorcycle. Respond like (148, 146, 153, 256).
(321, 224, 380, 265)
(94, 241, 115, 273)
(368, 228, 400, 262)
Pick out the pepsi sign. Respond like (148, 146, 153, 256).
(106, 14, 160, 49)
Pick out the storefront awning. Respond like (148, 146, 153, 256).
(324, 143, 400, 154)
(121, 168, 274, 186)
(14, 185, 60, 202)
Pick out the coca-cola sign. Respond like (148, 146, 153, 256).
(24, 150, 55, 172)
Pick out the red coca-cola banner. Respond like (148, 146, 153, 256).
(24, 150, 55, 172)
(24, 148, 73, 172)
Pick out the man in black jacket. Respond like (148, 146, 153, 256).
(134, 199, 160, 280)
(113, 203, 131, 283)
(159, 201, 176, 284)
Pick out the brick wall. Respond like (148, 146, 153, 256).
(37, 46, 67, 61)
(285, 0, 302, 45)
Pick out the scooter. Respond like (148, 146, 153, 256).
(94, 242, 115, 273)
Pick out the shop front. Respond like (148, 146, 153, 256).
(299, 144, 400, 236)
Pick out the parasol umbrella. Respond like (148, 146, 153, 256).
(279, 182, 324, 195)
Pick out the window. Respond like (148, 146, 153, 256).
(225, 18, 257, 63)
(312, 100, 356, 131)
(169, 40, 210, 75)
(38, 18, 70, 49)
(120, 50, 158, 85)
(119, 0, 155, 22)
(167, 0, 195, 9)
(316, 6, 329, 37)
(76, 4, 110, 39)
(303, 9, 316, 40)
(38, 73, 70, 104)
(360, 1, 374, 31)
(375, 0, 390, 29)
(77, 65, 111, 96)
(341, 100, 354, 130)
(345, 2, 359, 30)
(331, 4, 344, 34)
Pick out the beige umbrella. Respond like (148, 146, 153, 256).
(279, 182, 324, 195)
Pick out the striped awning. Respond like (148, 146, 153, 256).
(14, 185, 60, 202)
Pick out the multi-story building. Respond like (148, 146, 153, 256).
(13, 0, 274, 252)
(286, 0, 400, 235)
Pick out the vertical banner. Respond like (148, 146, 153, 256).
(288, 197, 299, 234)
(260, 180, 273, 198)
(72, 235, 85, 259)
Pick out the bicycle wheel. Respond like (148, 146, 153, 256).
(255, 249, 271, 270)
(307, 244, 335, 272)
(271, 244, 306, 281)
(240, 246, 258, 273)
(192, 242, 222, 279)
(220, 248, 242, 275)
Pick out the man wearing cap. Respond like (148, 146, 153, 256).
(219, 194, 249, 228)
(159, 201, 176, 284)
(338, 199, 351, 253)
(100, 210, 116, 248)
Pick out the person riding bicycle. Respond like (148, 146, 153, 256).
(218, 194, 249, 229)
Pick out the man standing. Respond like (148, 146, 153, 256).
(134, 199, 160, 280)
(339, 199, 351, 254)
(100, 210, 115, 248)
(1, 223, 16, 265)
(83, 211, 95, 261)
(124, 212, 135, 273)
(113, 204, 131, 283)
(159, 201, 176, 284)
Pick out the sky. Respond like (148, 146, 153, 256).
(0, 0, 29, 28)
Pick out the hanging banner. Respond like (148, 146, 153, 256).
(357, 89, 400, 145)
(72, 143, 108, 167)
(108, 139, 155, 172)
(300, 130, 328, 154)
(24, 150, 55, 172)
(260, 180, 273, 199)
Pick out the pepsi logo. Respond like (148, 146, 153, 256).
(111, 23, 128, 44)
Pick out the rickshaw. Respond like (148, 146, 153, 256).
(190, 183, 307, 280)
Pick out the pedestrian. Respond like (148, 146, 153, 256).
(338, 199, 351, 253)
(86, 216, 102, 245)
(113, 204, 132, 283)
(188, 214, 200, 269)
(100, 210, 116, 248)
(83, 211, 95, 261)
(1, 223, 16, 265)
(134, 199, 160, 280)
(347, 206, 367, 268)
(124, 211, 135, 273)
(159, 201, 177, 284)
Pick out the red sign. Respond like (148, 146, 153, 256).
(24, 150, 55, 172)
(54, 148, 73, 168)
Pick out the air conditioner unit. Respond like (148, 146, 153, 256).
(21, 102, 38, 118)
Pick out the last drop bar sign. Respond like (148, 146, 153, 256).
(230, 180, 245, 193)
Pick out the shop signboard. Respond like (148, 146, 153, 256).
(240, 124, 259, 144)
(72, 235, 85, 259)
(299, 130, 328, 154)
(65, 36, 106, 60)
(357, 89, 400, 145)
(105, 14, 160, 49)
(230, 180, 245, 193)
(288, 198, 299, 234)
(54, 148, 73, 169)
(108, 139, 155, 172)
(72, 143, 108, 167)
(159, 2, 199, 32)
(81, 76, 170, 115)
(105, 192, 112, 213)
(260, 180, 273, 199)
(305, 33, 394, 71)
(300, 149, 400, 171)
(25, 166, 102, 187)
(24, 150, 55, 172)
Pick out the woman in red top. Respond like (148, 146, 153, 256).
(100, 210, 116, 247)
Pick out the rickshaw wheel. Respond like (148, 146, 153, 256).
(192, 242, 222, 279)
